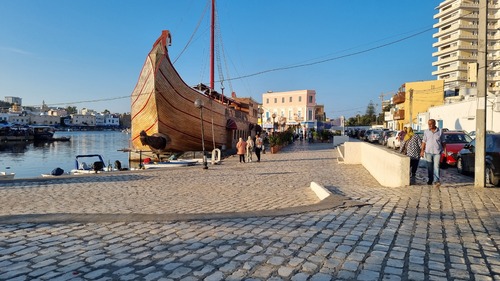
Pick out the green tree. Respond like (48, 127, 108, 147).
(0, 101, 11, 111)
(365, 101, 376, 124)
(345, 117, 357, 126)
(120, 113, 131, 128)
(65, 106, 77, 114)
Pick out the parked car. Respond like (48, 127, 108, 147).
(366, 130, 383, 143)
(357, 129, 366, 140)
(456, 133, 500, 186)
(467, 130, 495, 139)
(363, 130, 372, 142)
(440, 131, 473, 166)
(387, 131, 402, 149)
(379, 130, 394, 146)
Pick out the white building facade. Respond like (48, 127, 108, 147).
(417, 95, 500, 132)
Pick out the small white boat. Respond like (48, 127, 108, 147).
(70, 154, 107, 174)
(41, 156, 129, 177)
(143, 161, 192, 169)
(0, 171, 15, 180)
(169, 159, 199, 166)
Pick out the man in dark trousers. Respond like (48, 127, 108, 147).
(420, 119, 444, 187)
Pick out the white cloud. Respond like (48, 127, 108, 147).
(0, 46, 33, 56)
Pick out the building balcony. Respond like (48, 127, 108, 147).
(384, 112, 394, 121)
(392, 92, 405, 105)
(393, 110, 405, 120)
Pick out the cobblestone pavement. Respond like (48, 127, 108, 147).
(1, 141, 500, 280)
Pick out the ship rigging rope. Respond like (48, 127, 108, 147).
(207, 93, 216, 148)
(172, 1, 210, 65)
(37, 26, 434, 109)
(214, 9, 234, 95)
(224, 27, 434, 82)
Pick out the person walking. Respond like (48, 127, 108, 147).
(398, 127, 408, 142)
(246, 136, 254, 162)
(236, 137, 246, 163)
(420, 119, 444, 187)
(255, 134, 263, 162)
(400, 127, 422, 185)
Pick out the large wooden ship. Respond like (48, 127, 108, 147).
(130, 29, 257, 158)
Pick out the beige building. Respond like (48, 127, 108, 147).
(433, 0, 500, 97)
(262, 90, 317, 132)
(390, 80, 445, 130)
(71, 114, 96, 126)
(31, 115, 60, 126)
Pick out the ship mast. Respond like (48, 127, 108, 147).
(210, 0, 215, 90)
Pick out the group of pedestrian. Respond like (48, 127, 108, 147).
(400, 119, 443, 187)
(236, 134, 264, 163)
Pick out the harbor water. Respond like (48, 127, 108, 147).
(0, 131, 133, 179)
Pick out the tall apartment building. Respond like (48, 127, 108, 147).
(4, 96, 22, 105)
(433, 0, 500, 97)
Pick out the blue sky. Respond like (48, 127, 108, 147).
(0, 0, 438, 118)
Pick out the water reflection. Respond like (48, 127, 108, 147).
(0, 131, 131, 179)
(0, 141, 30, 153)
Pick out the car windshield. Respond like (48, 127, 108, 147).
(444, 133, 472, 143)
(488, 135, 500, 151)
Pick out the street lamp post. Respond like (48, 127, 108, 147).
(259, 107, 264, 132)
(294, 116, 301, 136)
(194, 98, 208, 169)
(280, 117, 286, 132)
(271, 113, 276, 135)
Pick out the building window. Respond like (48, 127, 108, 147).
(289, 97, 292, 102)
(274, 98, 277, 103)
(309, 96, 313, 103)
(282, 97, 285, 103)
(299, 96, 302, 102)
(266, 98, 269, 104)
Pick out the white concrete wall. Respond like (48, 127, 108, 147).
(343, 142, 410, 187)
(333, 136, 349, 147)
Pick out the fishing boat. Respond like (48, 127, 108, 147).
(0, 124, 33, 142)
(30, 125, 56, 141)
(0, 171, 15, 180)
(50, 136, 71, 142)
(130, 1, 259, 160)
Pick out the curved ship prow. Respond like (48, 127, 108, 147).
(130, 30, 258, 160)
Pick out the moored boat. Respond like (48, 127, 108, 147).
(31, 125, 55, 141)
(0, 124, 33, 142)
(130, 1, 259, 160)
(50, 136, 71, 142)
(143, 161, 191, 169)
(0, 171, 15, 180)
(70, 154, 107, 174)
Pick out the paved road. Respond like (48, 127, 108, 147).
(0, 141, 499, 280)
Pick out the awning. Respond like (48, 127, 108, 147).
(226, 119, 237, 130)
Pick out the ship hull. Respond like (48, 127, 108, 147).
(130, 31, 249, 157)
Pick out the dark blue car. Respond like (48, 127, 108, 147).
(457, 133, 500, 186)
